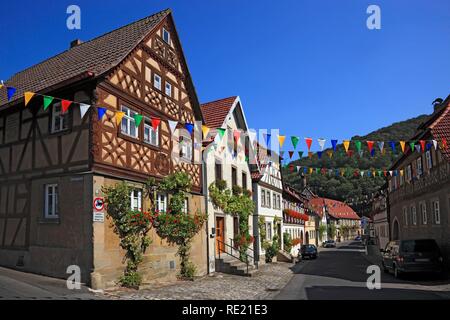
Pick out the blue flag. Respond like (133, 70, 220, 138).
(6, 87, 16, 101)
(389, 141, 396, 152)
(331, 139, 338, 151)
(185, 123, 194, 135)
(317, 151, 323, 159)
(97, 107, 107, 120)
(263, 133, 271, 147)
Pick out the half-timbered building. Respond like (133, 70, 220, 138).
(0, 9, 207, 289)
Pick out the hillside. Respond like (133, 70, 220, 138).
(282, 114, 430, 207)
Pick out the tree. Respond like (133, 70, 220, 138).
(318, 224, 327, 242)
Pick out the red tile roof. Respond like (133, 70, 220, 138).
(0, 9, 170, 107)
(429, 103, 450, 162)
(309, 197, 360, 220)
(200, 96, 237, 128)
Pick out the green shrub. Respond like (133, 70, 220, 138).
(283, 232, 293, 253)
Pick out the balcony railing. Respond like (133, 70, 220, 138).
(390, 162, 450, 202)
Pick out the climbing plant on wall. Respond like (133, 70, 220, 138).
(103, 182, 153, 288)
(209, 180, 255, 261)
(146, 172, 207, 280)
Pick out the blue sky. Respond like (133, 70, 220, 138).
(1, 0, 449, 155)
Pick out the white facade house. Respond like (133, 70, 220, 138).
(251, 146, 284, 264)
(201, 96, 254, 273)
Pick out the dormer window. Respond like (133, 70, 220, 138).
(162, 28, 170, 44)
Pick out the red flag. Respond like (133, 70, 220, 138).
(305, 137, 313, 151)
(61, 100, 72, 113)
(367, 141, 374, 153)
(443, 138, 448, 149)
(233, 130, 241, 142)
(289, 164, 294, 172)
(347, 150, 353, 157)
(151, 117, 161, 131)
(383, 170, 387, 177)
(419, 140, 426, 152)
(288, 151, 294, 159)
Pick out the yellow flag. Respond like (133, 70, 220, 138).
(278, 135, 286, 148)
(202, 125, 210, 139)
(343, 140, 350, 153)
(115, 112, 125, 126)
(327, 150, 333, 158)
(24, 92, 35, 106)
(400, 141, 406, 153)
(400, 169, 404, 177)
(309, 167, 313, 174)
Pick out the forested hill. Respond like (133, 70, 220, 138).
(282, 113, 430, 205)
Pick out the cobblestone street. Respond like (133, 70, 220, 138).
(101, 262, 294, 300)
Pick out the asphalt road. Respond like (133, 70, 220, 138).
(276, 241, 450, 300)
(0, 266, 99, 300)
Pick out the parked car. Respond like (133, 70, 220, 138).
(381, 239, 444, 278)
(322, 240, 336, 248)
(300, 244, 318, 259)
(354, 235, 362, 241)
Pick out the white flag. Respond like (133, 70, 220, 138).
(318, 138, 326, 151)
(79, 104, 91, 119)
(168, 120, 178, 135)
(432, 140, 438, 150)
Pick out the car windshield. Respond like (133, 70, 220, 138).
(401, 240, 438, 253)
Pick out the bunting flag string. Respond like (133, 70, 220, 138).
(305, 137, 313, 151)
(291, 136, 300, 149)
(278, 135, 286, 149)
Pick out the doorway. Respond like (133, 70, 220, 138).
(216, 216, 225, 255)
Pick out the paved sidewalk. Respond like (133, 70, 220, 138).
(101, 262, 294, 300)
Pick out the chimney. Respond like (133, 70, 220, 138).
(432, 97, 444, 113)
(70, 39, 83, 48)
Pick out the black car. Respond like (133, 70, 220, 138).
(381, 239, 444, 278)
(300, 244, 318, 259)
(322, 240, 336, 248)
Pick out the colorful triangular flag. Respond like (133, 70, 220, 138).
(202, 125, 210, 139)
(79, 104, 91, 119)
(305, 138, 313, 151)
(278, 135, 286, 149)
(185, 123, 194, 135)
(97, 107, 107, 121)
(61, 100, 72, 113)
(151, 117, 161, 131)
(168, 120, 178, 134)
(24, 92, 35, 106)
(291, 136, 300, 149)
(43, 96, 54, 111)
(318, 139, 326, 151)
(134, 114, 144, 127)
(343, 140, 350, 153)
(331, 139, 338, 151)
(6, 87, 16, 101)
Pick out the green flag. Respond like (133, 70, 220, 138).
(291, 136, 300, 149)
(43, 96, 54, 111)
(355, 140, 362, 152)
(134, 114, 144, 127)
(298, 151, 303, 158)
(409, 141, 415, 152)
(217, 128, 226, 139)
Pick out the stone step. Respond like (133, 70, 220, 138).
(215, 256, 258, 277)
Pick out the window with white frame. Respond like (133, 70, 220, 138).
(144, 117, 159, 146)
(420, 202, 427, 225)
(121, 106, 139, 138)
(406, 165, 412, 182)
(432, 200, 440, 224)
(182, 198, 189, 214)
(425, 150, 432, 170)
(277, 195, 281, 209)
(266, 190, 271, 208)
(179, 135, 192, 161)
(154, 74, 162, 90)
(411, 205, 417, 225)
(130, 190, 142, 211)
(162, 28, 170, 44)
(261, 189, 265, 207)
(273, 193, 277, 209)
(156, 193, 168, 212)
(417, 158, 423, 177)
(403, 207, 408, 226)
(266, 222, 272, 240)
(51, 102, 69, 133)
(44, 184, 59, 219)
(165, 82, 172, 97)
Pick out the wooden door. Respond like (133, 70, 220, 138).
(216, 217, 225, 254)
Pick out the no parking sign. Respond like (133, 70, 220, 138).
(93, 198, 105, 212)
